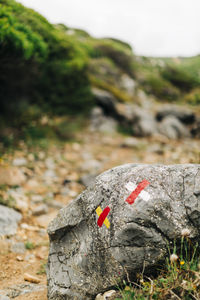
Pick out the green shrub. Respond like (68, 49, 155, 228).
(0, 0, 92, 120)
(90, 75, 133, 102)
(142, 74, 180, 101)
(25, 241, 35, 250)
(37, 260, 47, 275)
(162, 65, 199, 92)
(118, 235, 200, 300)
(94, 39, 136, 77)
(88, 57, 122, 86)
(184, 88, 200, 105)
(103, 37, 132, 51)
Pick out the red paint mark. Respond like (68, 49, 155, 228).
(97, 206, 110, 227)
(125, 180, 150, 205)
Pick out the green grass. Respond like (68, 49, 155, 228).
(184, 88, 200, 105)
(0, 113, 88, 153)
(117, 234, 200, 299)
(37, 259, 47, 275)
(25, 241, 36, 250)
(89, 75, 134, 103)
(0, 194, 16, 209)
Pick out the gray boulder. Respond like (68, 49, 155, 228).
(120, 74, 136, 95)
(191, 117, 200, 138)
(158, 116, 190, 139)
(90, 107, 117, 134)
(156, 106, 195, 124)
(92, 88, 117, 117)
(47, 164, 200, 299)
(92, 90, 158, 137)
(0, 205, 22, 236)
(114, 103, 136, 124)
(131, 108, 158, 137)
(115, 104, 158, 136)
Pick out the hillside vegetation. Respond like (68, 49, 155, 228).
(0, 0, 92, 118)
(0, 0, 200, 142)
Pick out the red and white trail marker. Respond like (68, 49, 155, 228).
(125, 180, 150, 204)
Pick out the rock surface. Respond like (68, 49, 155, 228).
(92, 88, 117, 117)
(90, 107, 117, 134)
(156, 106, 195, 124)
(114, 103, 158, 136)
(47, 164, 200, 299)
(191, 117, 200, 138)
(0, 205, 22, 236)
(158, 116, 191, 139)
(131, 107, 158, 137)
(120, 74, 136, 95)
(90, 92, 199, 140)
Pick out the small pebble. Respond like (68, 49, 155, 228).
(25, 254, 35, 261)
(32, 204, 48, 216)
(24, 273, 40, 283)
(31, 195, 44, 203)
(12, 158, 27, 166)
(16, 256, 23, 261)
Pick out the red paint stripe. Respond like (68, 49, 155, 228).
(97, 206, 110, 227)
(125, 180, 150, 205)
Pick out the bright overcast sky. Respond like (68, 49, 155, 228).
(18, 0, 200, 57)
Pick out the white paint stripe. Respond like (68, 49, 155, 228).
(140, 190, 150, 202)
(125, 182, 136, 191)
(125, 181, 150, 202)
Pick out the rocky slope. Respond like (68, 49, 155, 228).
(1, 0, 200, 145)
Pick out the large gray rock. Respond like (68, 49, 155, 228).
(114, 103, 135, 124)
(120, 74, 136, 95)
(131, 108, 158, 137)
(90, 107, 117, 134)
(47, 164, 200, 299)
(156, 106, 195, 124)
(92, 88, 117, 117)
(158, 116, 190, 139)
(0, 205, 22, 236)
(92, 90, 158, 137)
(191, 117, 200, 138)
(115, 104, 158, 136)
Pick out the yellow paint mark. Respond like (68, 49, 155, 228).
(96, 206, 110, 228)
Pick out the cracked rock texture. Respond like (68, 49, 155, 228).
(47, 164, 200, 300)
